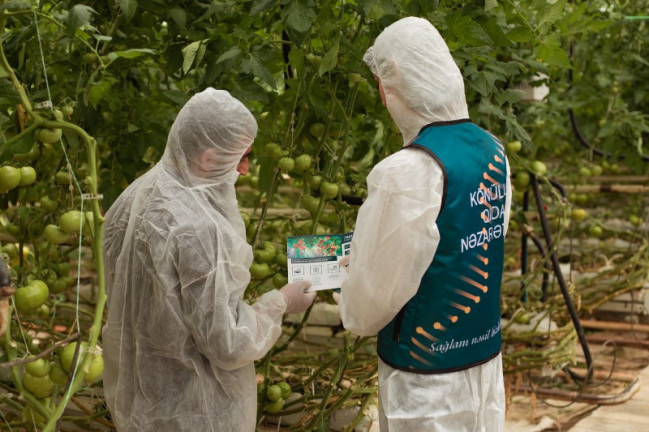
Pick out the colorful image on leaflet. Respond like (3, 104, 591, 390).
(287, 235, 342, 259)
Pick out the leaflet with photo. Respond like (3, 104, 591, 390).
(287, 232, 352, 291)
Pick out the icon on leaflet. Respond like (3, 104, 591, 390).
(328, 263, 339, 273)
(292, 266, 304, 275)
(310, 265, 322, 275)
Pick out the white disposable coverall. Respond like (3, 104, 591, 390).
(339, 17, 512, 432)
(102, 88, 288, 431)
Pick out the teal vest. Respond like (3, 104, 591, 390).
(377, 120, 507, 374)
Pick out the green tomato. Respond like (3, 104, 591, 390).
(82, 351, 104, 383)
(40, 196, 59, 212)
(24, 356, 51, 378)
(272, 273, 288, 288)
(36, 304, 51, 319)
(266, 384, 282, 402)
(309, 123, 325, 138)
(44, 224, 70, 245)
(513, 312, 530, 324)
(49, 361, 68, 386)
(629, 215, 642, 227)
(61, 106, 74, 117)
(530, 160, 547, 176)
(36, 128, 62, 144)
(275, 253, 288, 269)
(320, 181, 339, 199)
(571, 209, 588, 221)
(50, 277, 69, 295)
(348, 72, 363, 85)
(265, 143, 281, 158)
(250, 262, 272, 280)
(306, 174, 322, 189)
(2, 243, 18, 258)
(55, 262, 71, 277)
(278, 381, 292, 399)
(300, 194, 319, 215)
(18, 166, 37, 186)
(58, 210, 84, 235)
(589, 225, 603, 238)
(60, 342, 86, 373)
(0, 166, 21, 192)
(55, 171, 69, 185)
(264, 397, 285, 414)
(579, 167, 591, 178)
(14, 281, 49, 314)
(22, 371, 55, 398)
(505, 140, 522, 154)
(240, 212, 251, 228)
(278, 157, 295, 172)
(53, 109, 64, 121)
(294, 154, 312, 172)
(514, 171, 531, 189)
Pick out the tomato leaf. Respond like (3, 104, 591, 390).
(244, 54, 276, 89)
(318, 37, 339, 76)
(446, 13, 493, 47)
(162, 90, 190, 106)
(216, 46, 242, 64)
(115, 0, 137, 22)
(66, 5, 96, 36)
(182, 41, 201, 74)
(484, 0, 498, 12)
(280, 0, 316, 34)
(361, 0, 396, 20)
(250, 0, 275, 16)
(87, 80, 113, 109)
(0, 1, 30, 13)
(169, 7, 187, 29)
(537, 0, 567, 29)
(534, 41, 571, 68)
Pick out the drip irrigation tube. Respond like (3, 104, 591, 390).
(530, 175, 594, 382)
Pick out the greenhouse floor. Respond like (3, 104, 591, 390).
(258, 322, 649, 432)
(504, 323, 649, 432)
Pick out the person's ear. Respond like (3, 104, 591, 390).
(198, 148, 218, 172)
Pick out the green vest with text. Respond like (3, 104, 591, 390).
(377, 120, 507, 374)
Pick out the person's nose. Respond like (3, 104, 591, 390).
(237, 159, 250, 175)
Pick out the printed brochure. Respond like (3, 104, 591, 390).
(287, 232, 352, 291)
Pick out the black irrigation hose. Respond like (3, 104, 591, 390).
(339, 194, 364, 206)
(520, 190, 530, 302)
(530, 175, 594, 383)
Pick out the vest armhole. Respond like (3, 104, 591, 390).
(403, 144, 448, 214)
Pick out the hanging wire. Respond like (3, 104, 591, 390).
(32, 6, 89, 400)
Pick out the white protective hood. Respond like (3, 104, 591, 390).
(363, 16, 470, 143)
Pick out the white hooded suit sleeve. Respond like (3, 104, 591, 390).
(339, 148, 444, 335)
(175, 226, 287, 371)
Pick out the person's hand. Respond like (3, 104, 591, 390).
(332, 292, 340, 304)
(280, 280, 316, 314)
(339, 255, 350, 272)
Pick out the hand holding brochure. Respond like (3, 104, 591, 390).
(287, 232, 352, 292)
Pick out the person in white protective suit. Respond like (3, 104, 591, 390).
(102, 88, 316, 432)
(338, 17, 512, 432)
